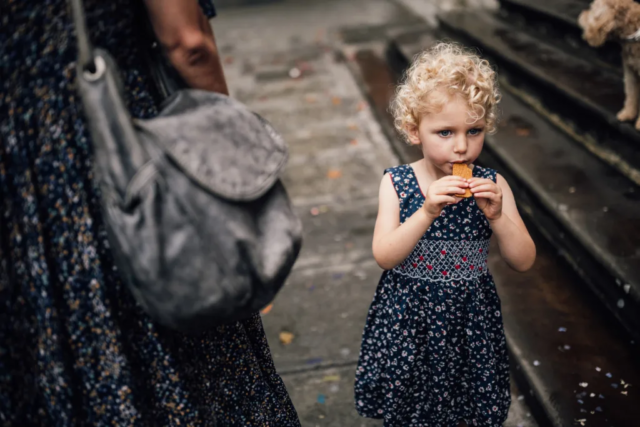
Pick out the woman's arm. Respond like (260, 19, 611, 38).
(143, 0, 229, 94)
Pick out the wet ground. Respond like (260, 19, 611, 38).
(214, 0, 539, 425)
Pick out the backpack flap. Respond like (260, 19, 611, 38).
(135, 90, 288, 202)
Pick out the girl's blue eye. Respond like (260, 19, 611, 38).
(438, 130, 452, 137)
(468, 128, 483, 136)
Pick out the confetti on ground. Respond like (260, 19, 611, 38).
(332, 96, 342, 106)
(329, 384, 340, 393)
(575, 419, 586, 426)
(350, 139, 358, 145)
(319, 205, 329, 213)
(327, 169, 343, 179)
(260, 304, 273, 315)
(596, 407, 603, 412)
(596, 367, 601, 372)
(279, 331, 294, 345)
(332, 273, 344, 280)
(305, 94, 317, 104)
(224, 56, 234, 65)
(515, 127, 531, 137)
(577, 399, 584, 404)
(559, 327, 567, 332)
(579, 382, 588, 388)
(611, 383, 619, 389)
(357, 101, 367, 111)
(307, 358, 323, 365)
(310, 207, 320, 216)
(533, 360, 540, 366)
(621, 391, 628, 395)
(621, 379, 632, 388)
(564, 345, 571, 350)
(517, 395, 525, 401)
(323, 375, 341, 382)
(606, 372, 612, 378)
(598, 394, 604, 399)
(348, 123, 359, 130)
(345, 242, 354, 249)
(590, 393, 595, 397)
(289, 67, 301, 79)
(318, 414, 325, 419)
(317, 394, 326, 404)
(340, 348, 351, 357)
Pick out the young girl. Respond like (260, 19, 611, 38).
(354, 43, 536, 427)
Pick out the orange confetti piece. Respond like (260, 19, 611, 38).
(327, 169, 342, 179)
(260, 304, 273, 315)
(332, 96, 342, 106)
(279, 331, 294, 345)
(357, 101, 367, 111)
(350, 139, 358, 146)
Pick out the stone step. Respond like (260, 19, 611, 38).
(499, 0, 592, 29)
(438, 10, 640, 186)
(378, 28, 640, 427)
(497, 0, 621, 70)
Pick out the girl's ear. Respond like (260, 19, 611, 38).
(406, 124, 421, 145)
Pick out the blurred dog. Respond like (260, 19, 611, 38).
(579, 0, 640, 129)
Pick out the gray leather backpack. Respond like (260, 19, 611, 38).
(68, 0, 302, 332)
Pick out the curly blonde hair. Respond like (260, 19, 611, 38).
(391, 42, 500, 142)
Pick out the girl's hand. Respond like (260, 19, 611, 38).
(423, 176, 468, 219)
(469, 177, 503, 221)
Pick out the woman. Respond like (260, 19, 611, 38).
(0, 0, 300, 425)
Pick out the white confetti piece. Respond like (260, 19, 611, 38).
(590, 393, 595, 397)
(622, 391, 628, 395)
(517, 395, 525, 401)
(606, 372, 612, 378)
(533, 360, 540, 366)
(558, 327, 567, 332)
(595, 367, 601, 371)
(575, 418, 586, 426)
(289, 67, 301, 79)
(564, 344, 571, 350)
(579, 382, 588, 388)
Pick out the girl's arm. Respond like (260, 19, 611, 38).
(488, 175, 536, 272)
(372, 174, 432, 270)
(372, 173, 467, 270)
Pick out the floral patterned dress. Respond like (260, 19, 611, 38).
(0, 1, 300, 425)
(354, 164, 510, 427)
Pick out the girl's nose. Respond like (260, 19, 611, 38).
(454, 137, 468, 154)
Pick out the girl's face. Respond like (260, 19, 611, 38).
(407, 92, 486, 178)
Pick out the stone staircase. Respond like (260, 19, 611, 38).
(346, 0, 640, 425)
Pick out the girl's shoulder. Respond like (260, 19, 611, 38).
(383, 164, 414, 179)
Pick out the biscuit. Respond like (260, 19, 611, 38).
(452, 163, 472, 198)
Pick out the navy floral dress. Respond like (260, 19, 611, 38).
(354, 164, 510, 427)
(0, 1, 300, 425)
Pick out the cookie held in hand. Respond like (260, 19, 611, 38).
(452, 163, 472, 198)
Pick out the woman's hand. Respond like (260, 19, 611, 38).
(423, 176, 468, 219)
(469, 177, 503, 221)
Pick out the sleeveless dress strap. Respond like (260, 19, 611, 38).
(473, 165, 498, 183)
